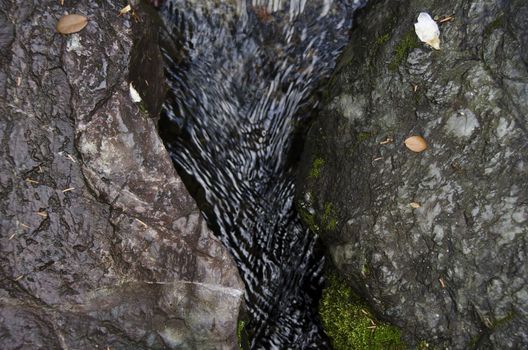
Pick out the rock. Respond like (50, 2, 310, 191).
(297, 0, 528, 348)
(0, 1, 244, 349)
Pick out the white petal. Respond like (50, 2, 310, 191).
(129, 83, 142, 103)
(414, 12, 441, 49)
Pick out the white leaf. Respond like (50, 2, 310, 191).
(129, 83, 142, 103)
(414, 12, 441, 50)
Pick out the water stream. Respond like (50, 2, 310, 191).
(157, 1, 365, 348)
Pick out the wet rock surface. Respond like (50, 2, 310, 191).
(297, 0, 528, 348)
(0, 1, 243, 349)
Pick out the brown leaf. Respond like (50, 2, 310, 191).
(404, 135, 428, 153)
(56, 14, 88, 34)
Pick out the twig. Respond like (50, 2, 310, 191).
(135, 218, 148, 228)
(439, 16, 454, 23)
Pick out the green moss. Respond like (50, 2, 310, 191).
(388, 30, 420, 72)
(375, 33, 390, 47)
(327, 217, 338, 231)
(237, 320, 250, 349)
(483, 16, 503, 37)
(322, 202, 338, 231)
(298, 199, 338, 235)
(138, 101, 149, 115)
(320, 271, 405, 350)
(299, 206, 320, 233)
(310, 157, 326, 178)
(357, 132, 373, 143)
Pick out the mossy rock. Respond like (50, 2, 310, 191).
(310, 157, 326, 178)
(388, 30, 419, 72)
(319, 271, 405, 350)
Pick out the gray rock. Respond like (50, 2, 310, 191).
(297, 0, 528, 348)
(0, 1, 244, 349)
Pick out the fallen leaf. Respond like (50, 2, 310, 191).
(129, 83, 142, 103)
(119, 4, 132, 15)
(56, 14, 88, 34)
(404, 135, 428, 153)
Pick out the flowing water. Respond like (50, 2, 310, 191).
(157, 1, 365, 348)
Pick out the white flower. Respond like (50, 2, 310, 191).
(414, 12, 440, 50)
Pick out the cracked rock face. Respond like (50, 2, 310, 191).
(0, 1, 244, 349)
(297, 0, 527, 348)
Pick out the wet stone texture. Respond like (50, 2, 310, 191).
(297, 0, 528, 348)
(0, 1, 244, 349)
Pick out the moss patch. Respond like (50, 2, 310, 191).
(322, 202, 338, 231)
(320, 271, 405, 350)
(388, 30, 420, 72)
(375, 33, 390, 47)
(237, 320, 250, 349)
(357, 131, 373, 143)
(298, 206, 320, 233)
(310, 157, 326, 178)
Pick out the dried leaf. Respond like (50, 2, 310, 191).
(404, 135, 428, 153)
(56, 14, 88, 34)
(119, 4, 132, 15)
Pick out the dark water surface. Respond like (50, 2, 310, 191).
(157, 1, 364, 348)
